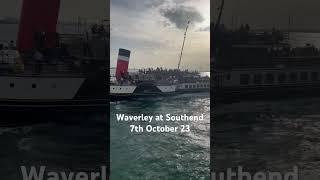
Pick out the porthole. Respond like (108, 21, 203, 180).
(226, 74, 231, 80)
(265, 73, 274, 84)
(300, 72, 308, 81)
(9, 83, 14, 88)
(32, 84, 37, 88)
(289, 72, 297, 82)
(253, 74, 262, 84)
(278, 73, 286, 84)
(240, 74, 250, 85)
(311, 72, 318, 81)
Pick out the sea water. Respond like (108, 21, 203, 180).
(110, 93, 210, 180)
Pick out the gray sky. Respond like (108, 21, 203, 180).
(0, 0, 109, 22)
(110, 0, 210, 71)
(212, 0, 320, 31)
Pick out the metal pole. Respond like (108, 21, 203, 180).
(212, 0, 225, 57)
(178, 21, 190, 70)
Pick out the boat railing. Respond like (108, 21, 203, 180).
(0, 54, 86, 76)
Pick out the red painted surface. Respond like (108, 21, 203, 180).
(116, 60, 129, 81)
(18, 0, 61, 52)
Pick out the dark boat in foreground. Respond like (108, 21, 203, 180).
(213, 25, 320, 103)
(0, 0, 108, 111)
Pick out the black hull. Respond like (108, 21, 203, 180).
(110, 90, 210, 101)
(110, 93, 176, 101)
(0, 99, 108, 112)
(177, 88, 209, 93)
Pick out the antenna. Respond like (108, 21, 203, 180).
(177, 20, 190, 70)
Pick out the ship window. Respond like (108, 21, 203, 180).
(278, 73, 286, 84)
(9, 83, 14, 88)
(197, 84, 200, 88)
(289, 72, 297, 82)
(300, 72, 308, 81)
(253, 74, 262, 84)
(240, 74, 250, 85)
(32, 84, 37, 88)
(265, 73, 274, 84)
(311, 72, 318, 81)
(226, 74, 231, 80)
(185, 85, 188, 88)
(193, 85, 196, 88)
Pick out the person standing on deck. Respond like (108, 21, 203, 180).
(34, 50, 44, 74)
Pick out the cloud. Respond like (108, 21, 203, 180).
(145, 0, 167, 8)
(198, 25, 210, 31)
(172, 0, 194, 4)
(110, 0, 210, 70)
(160, 6, 204, 29)
(111, 0, 166, 10)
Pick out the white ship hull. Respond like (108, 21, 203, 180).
(0, 74, 108, 111)
(213, 67, 320, 102)
(156, 85, 176, 93)
(0, 76, 85, 100)
(110, 82, 210, 101)
(177, 82, 210, 92)
(110, 85, 137, 95)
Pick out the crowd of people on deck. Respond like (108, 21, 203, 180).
(0, 40, 24, 73)
(91, 23, 107, 36)
(115, 67, 203, 85)
(215, 23, 286, 44)
(137, 67, 199, 80)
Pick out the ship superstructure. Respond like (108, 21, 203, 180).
(212, 24, 320, 102)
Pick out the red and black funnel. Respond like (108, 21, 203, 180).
(115, 48, 131, 81)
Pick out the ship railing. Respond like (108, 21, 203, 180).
(228, 30, 289, 45)
(0, 55, 86, 76)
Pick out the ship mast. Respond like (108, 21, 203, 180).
(212, 0, 225, 57)
(213, 0, 225, 33)
(177, 21, 190, 70)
